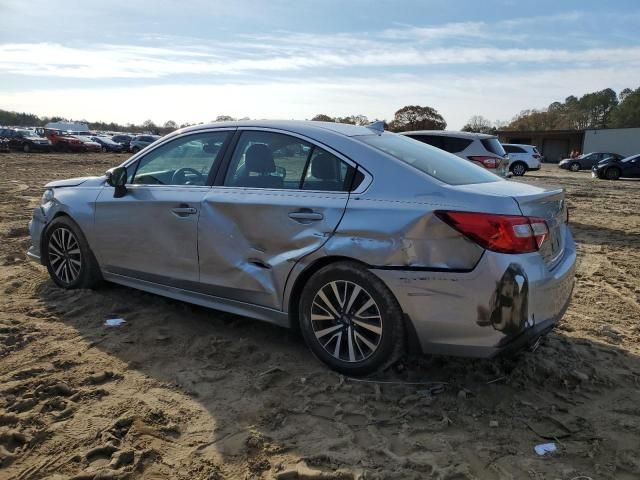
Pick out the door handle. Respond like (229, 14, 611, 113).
(288, 210, 324, 222)
(171, 206, 197, 217)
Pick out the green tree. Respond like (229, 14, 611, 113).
(389, 105, 446, 132)
(609, 87, 640, 128)
(215, 115, 235, 122)
(311, 114, 334, 122)
(163, 120, 178, 129)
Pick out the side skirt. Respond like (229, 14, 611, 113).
(102, 271, 290, 328)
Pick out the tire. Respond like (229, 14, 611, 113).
(131, 146, 140, 153)
(23, 143, 30, 153)
(299, 261, 405, 376)
(510, 162, 527, 176)
(605, 167, 620, 180)
(569, 162, 580, 172)
(42, 216, 102, 289)
(101, 146, 107, 153)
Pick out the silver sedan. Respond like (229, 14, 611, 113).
(27, 121, 576, 375)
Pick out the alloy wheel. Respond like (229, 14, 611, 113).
(48, 227, 82, 284)
(310, 280, 383, 363)
(570, 163, 580, 172)
(512, 163, 526, 176)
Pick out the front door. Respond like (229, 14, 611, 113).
(93, 130, 232, 285)
(197, 129, 357, 309)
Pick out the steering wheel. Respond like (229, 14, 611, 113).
(171, 167, 205, 185)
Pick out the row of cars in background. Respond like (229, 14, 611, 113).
(558, 151, 640, 180)
(0, 127, 161, 154)
(400, 130, 541, 177)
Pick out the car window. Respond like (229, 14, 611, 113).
(480, 137, 506, 156)
(224, 131, 311, 190)
(504, 145, 525, 154)
(622, 155, 640, 163)
(131, 131, 230, 186)
(302, 148, 356, 191)
(441, 136, 473, 153)
(359, 133, 500, 185)
(407, 135, 444, 150)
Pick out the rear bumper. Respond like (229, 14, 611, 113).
(371, 229, 576, 358)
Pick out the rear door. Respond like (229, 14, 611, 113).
(198, 128, 357, 309)
(93, 129, 233, 284)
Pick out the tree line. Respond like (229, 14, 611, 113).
(1, 84, 638, 134)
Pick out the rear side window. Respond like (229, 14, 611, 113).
(224, 130, 357, 191)
(441, 136, 473, 153)
(503, 145, 526, 154)
(407, 135, 443, 149)
(359, 133, 500, 185)
(481, 138, 507, 157)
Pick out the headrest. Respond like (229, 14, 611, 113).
(245, 144, 275, 174)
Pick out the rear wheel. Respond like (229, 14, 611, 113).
(569, 162, 580, 172)
(299, 262, 404, 376)
(23, 143, 30, 153)
(510, 162, 527, 176)
(101, 146, 107, 153)
(131, 146, 140, 153)
(43, 217, 102, 289)
(605, 167, 620, 180)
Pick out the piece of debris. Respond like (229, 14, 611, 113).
(534, 442, 557, 456)
(104, 318, 125, 327)
(489, 420, 499, 428)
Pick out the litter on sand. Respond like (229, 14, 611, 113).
(534, 443, 557, 456)
(104, 318, 126, 327)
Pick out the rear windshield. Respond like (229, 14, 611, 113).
(480, 137, 506, 156)
(358, 134, 501, 185)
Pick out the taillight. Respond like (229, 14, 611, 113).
(532, 154, 541, 159)
(468, 156, 502, 169)
(435, 211, 548, 254)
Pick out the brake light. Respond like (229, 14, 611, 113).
(532, 154, 541, 159)
(435, 211, 548, 254)
(468, 156, 502, 169)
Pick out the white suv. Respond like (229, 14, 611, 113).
(400, 131, 509, 177)
(502, 144, 542, 176)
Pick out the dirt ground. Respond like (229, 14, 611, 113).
(1, 152, 639, 480)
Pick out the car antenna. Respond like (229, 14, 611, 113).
(366, 120, 385, 135)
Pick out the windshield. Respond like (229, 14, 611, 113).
(358, 133, 501, 185)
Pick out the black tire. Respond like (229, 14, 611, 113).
(42, 216, 103, 289)
(299, 261, 405, 376)
(510, 162, 527, 176)
(101, 146, 107, 153)
(23, 143, 30, 153)
(569, 162, 580, 172)
(605, 167, 620, 180)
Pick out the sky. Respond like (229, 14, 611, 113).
(1, 0, 639, 129)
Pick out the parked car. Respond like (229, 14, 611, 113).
(111, 134, 132, 151)
(502, 143, 542, 176)
(73, 136, 102, 152)
(27, 121, 575, 375)
(592, 153, 640, 180)
(45, 129, 89, 152)
(559, 152, 623, 171)
(0, 136, 9, 153)
(0, 128, 52, 152)
(129, 135, 161, 153)
(89, 136, 124, 153)
(399, 131, 509, 177)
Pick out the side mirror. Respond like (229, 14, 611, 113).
(106, 166, 128, 198)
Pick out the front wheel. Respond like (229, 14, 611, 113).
(101, 146, 107, 153)
(42, 217, 102, 289)
(299, 262, 404, 376)
(605, 167, 620, 180)
(23, 143, 30, 153)
(569, 162, 580, 172)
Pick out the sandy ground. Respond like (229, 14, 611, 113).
(0, 152, 639, 480)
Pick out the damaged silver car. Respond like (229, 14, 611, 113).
(27, 121, 576, 375)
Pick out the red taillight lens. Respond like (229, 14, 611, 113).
(467, 156, 501, 169)
(435, 211, 549, 254)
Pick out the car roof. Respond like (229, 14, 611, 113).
(399, 130, 496, 139)
(179, 120, 378, 138)
(502, 143, 536, 148)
